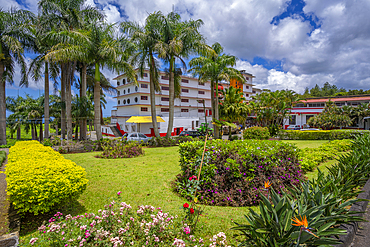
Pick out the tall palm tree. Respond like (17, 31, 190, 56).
(0, 8, 33, 145)
(156, 12, 207, 137)
(6, 96, 26, 140)
(121, 12, 163, 137)
(189, 42, 245, 139)
(46, 21, 136, 140)
(39, 0, 104, 140)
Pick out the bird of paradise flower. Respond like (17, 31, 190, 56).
(262, 180, 272, 199)
(292, 215, 319, 246)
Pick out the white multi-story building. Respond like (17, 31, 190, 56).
(103, 70, 260, 137)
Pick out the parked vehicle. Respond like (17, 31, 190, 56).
(286, 125, 301, 130)
(179, 130, 199, 137)
(122, 132, 152, 143)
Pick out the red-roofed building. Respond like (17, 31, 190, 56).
(283, 95, 370, 130)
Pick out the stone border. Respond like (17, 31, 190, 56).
(333, 177, 370, 247)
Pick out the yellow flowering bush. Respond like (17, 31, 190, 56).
(5, 141, 88, 215)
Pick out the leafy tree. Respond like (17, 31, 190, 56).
(219, 87, 250, 139)
(0, 8, 33, 145)
(189, 42, 244, 139)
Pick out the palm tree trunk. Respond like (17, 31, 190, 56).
(17, 126, 21, 140)
(61, 64, 66, 139)
(66, 62, 73, 140)
(100, 106, 104, 125)
(94, 63, 103, 140)
(44, 62, 49, 140)
(0, 61, 6, 145)
(80, 64, 87, 140)
(214, 81, 220, 139)
(31, 124, 35, 140)
(210, 80, 216, 138)
(55, 123, 58, 135)
(39, 122, 43, 141)
(75, 122, 79, 140)
(149, 54, 160, 137)
(166, 57, 175, 137)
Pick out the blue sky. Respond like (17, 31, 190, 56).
(3, 0, 370, 117)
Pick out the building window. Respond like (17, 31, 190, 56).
(118, 100, 120, 105)
(181, 79, 189, 83)
(128, 88, 130, 93)
(198, 109, 204, 113)
(122, 79, 126, 84)
(161, 75, 169, 80)
(117, 91, 120, 96)
(181, 98, 189, 103)
(127, 99, 130, 104)
(161, 108, 169, 112)
(198, 90, 205, 94)
(141, 107, 148, 112)
(141, 96, 148, 100)
(246, 77, 249, 80)
(135, 97, 138, 103)
(161, 97, 169, 101)
(161, 86, 169, 91)
(198, 81, 205, 85)
(181, 109, 189, 112)
(135, 86, 138, 92)
(246, 85, 249, 89)
(246, 93, 249, 97)
(117, 81, 120, 86)
(182, 88, 189, 93)
(123, 99, 126, 104)
(252, 90, 256, 93)
(143, 73, 148, 77)
(123, 89, 126, 94)
(295, 103, 304, 107)
(127, 78, 131, 83)
(289, 115, 296, 125)
(141, 84, 148, 88)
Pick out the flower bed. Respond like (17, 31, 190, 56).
(4, 141, 88, 215)
(175, 140, 304, 207)
(95, 140, 144, 159)
(23, 194, 231, 247)
(279, 129, 369, 140)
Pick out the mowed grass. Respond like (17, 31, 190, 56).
(281, 140, 328, 149)
(63, 147, 255, 241)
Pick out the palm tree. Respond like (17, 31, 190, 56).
(189, 42, 245, 139)
(121, 12, 163, 137)
(39, 0, 104, 140)
(46, 21, 136, 140)
(0, 8, 33, 145)
(220, 87, 250, 139)
(155, 12, 207, 137)
(6, 96, 26, 140)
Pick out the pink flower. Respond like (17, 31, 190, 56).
(117, 191, 122, 196)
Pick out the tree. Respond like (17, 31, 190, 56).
(6, 96, 26, 139)
(189, 42, 244, 139)
(219, 87, 250, 139)
(121, 12, 163, 137)
(0, 8, 33, 145)
(156, 11, 206, 137)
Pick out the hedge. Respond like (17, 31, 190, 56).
(4, 141, 88, 215)
(243, 126, 270, 140)
(279, 129, 370, 140)
(175, 139, 304, 207)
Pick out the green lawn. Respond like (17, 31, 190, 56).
(281, 140, 328, 149)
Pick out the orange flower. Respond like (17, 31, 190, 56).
(264, 180, 272, 189)
(292, 215, 308, 228)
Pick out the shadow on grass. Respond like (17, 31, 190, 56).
(19, 198, 86, 237)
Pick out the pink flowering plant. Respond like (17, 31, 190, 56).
(23, 193, 230, 246)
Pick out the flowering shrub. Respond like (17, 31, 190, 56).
(23, 196, 231, 247)
(176, 140, 304, 207)
(96, 140, 144, 158)
(4, 141, 88, 215)
(147, 136, 199, 147)
(299, 139, 352, 172)
(243, 126, 270, 140)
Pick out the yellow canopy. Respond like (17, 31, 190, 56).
(126, 116, 165, 123)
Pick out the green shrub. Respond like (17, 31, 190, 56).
(176, 139, 304, 207)
(0, 150, 6, 164)
(96, 140, 144, 158)
(147, 136, 198, 147)
(4, 141, 88, 215)
(279, 129, 369, 140)
(243, 126, 270, 140)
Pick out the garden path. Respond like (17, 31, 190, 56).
(350, 202, 370, 247)
(0, 148, 10, 235)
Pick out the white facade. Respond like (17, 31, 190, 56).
(108, 70, 259, 136)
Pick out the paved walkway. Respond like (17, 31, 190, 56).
(0, 148, 10, 235)
(350, 202, 370, 246)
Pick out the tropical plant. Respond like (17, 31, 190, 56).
(0, 8, 34, 145)
(156, 12, 207, 137)
(189, 42, 244, 139)
(219, 87, 250, 139)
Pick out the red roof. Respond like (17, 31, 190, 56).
(302, 96, 370, 103)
